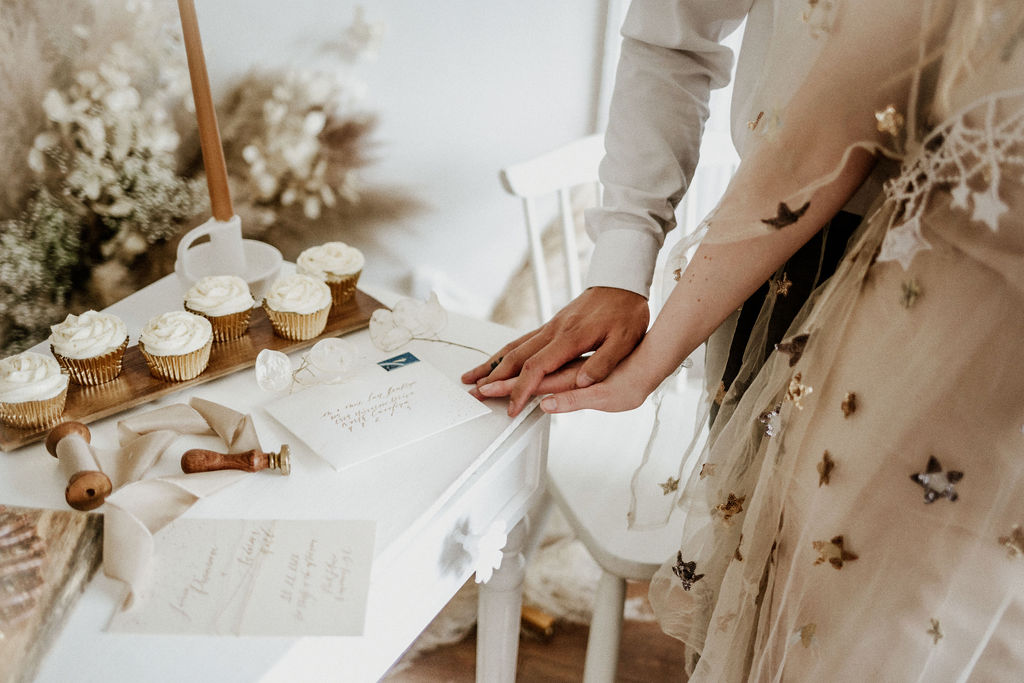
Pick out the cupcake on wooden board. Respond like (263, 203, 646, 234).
(48, 310, 129, 385)
(262, 273, 331, 341)
(296, 241, 364, 308)
(138, 311, 213, 382)
(184, 275, 255, 342)
(0, 352, 69, 430)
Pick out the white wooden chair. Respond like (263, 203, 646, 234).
(499, 134, 703, 682)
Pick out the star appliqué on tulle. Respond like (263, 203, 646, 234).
(671, 552, 705, 591)
(761, 201, 810, 229)
(813, 535, 858, 569)
(910, 455, 963, 503)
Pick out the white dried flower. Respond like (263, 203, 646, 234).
(369, 292, 448, 351)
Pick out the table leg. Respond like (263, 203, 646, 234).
(476, 517, 527, 683)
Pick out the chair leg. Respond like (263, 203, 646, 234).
(582, 570, 626, 683)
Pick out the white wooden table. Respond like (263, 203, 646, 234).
(0, 273, 547, 683)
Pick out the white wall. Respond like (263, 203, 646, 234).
(196, 1, 607, 318)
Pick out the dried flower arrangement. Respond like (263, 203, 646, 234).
(0, 1, 383, 357)
(217, 7, 383, 232)
(0, 0, 205, 353)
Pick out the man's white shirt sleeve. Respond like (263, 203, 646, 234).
(585, 0, 750, 298)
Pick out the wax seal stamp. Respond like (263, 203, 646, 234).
(180, 444, 291, 476)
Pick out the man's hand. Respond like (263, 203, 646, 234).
(461, 287, 649, 417)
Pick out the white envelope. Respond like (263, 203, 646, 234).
(265, 352, 491, 471)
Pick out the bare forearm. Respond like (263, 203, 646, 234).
(628, 153, 875, 395)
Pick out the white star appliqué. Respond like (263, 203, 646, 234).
(950, 182, 971, 210)
(971, 186, 1008, 231)
(878, 216, 932, 270)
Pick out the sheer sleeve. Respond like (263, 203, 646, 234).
(634, 0, 1024, 678)
(690, 0, 952, 247)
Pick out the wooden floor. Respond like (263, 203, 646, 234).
(383, 583, 689, 682)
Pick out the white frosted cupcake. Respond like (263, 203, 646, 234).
(138, 311, 213, 382)
(296, 241, 364, 308)
(48, 310, 129, 385)
(262, 273, 331, 341)
(184, 275, 255, 342)
(0, 352, 69, 430)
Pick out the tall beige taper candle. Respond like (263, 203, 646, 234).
(178, 0, 233, 221)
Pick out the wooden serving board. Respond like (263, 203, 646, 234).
(0, 289, 383, 452)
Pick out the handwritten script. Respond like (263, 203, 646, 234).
(108, 519, 375, 636)
(321, 381, 416, 432)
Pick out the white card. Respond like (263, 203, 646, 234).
(107, 518, 376, 636)
(265, 352, 491, 471)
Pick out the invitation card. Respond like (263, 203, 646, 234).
(108, 518, 375, 636)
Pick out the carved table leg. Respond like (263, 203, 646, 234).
(476, 517, 527, 683)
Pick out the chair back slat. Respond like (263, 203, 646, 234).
(500, 134, 605, 324)
(522, 196, 554, 320)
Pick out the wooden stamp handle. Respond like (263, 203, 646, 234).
(181, 445, 290, 475)
(181, 448, 267, 473)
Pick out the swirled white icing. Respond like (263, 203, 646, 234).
(48, 310, 128, 359)
(264, 274, 331, 314)
(139, 311, 212, 356)
(185, 275, 255, 316)
(0, 352, 68, 403)
(296, 241, 365, 279)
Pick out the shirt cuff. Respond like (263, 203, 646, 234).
(584, 228, 662, 299)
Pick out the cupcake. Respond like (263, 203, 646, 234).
(138, 311, 213, 382)
(296, 241, 364, 308)
(0, 352, 69, 430)
(184, 275, 255, 342)
(262, 273, 331, 341)
(48, 310, 129, 385)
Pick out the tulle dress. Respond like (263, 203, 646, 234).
(634, 0, 1024, 679)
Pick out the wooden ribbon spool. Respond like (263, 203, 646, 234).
(45, 422, 113, 512)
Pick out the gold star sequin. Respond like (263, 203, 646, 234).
(813, 535, 858, 569)
(773, 272, 792, 296)
(901, 278, 922, 308)
(928, 618, 943, 644)
(798, 623, 817, 648)
(714, 381, 726, 406)
(715, 493, 746, 522)
(700, 463, 717, 479)
(671, 552, 705, 591)
(818, 451, 835, 486)
(759, 404, 782, 436)
(875, 104, 905, 137)
(786, 372, 813, 409)
(761, 201, 811, 229)
(998, 525, 1024, 558)
(841, 391, 857, 417)
(776, 333, 809, 367)
(659, 476, 680, 495)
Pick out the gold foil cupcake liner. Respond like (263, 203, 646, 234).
(0, 386, 68, 430)
(139, 341, 212, 382)
(185, 305, 253, 342)
(325, 271, 361, 308)
(51, 337, 128, 386)
(263, 303, 330, 341)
